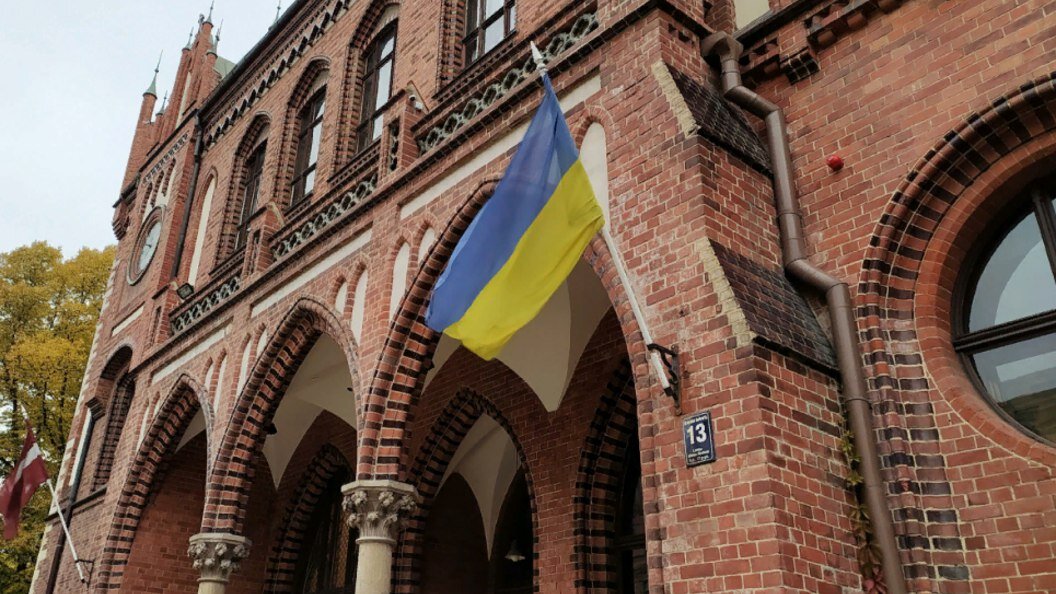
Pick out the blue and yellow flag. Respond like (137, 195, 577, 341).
(425, 75, 604, 360)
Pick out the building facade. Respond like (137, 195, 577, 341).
(32, 0, 1056, 593)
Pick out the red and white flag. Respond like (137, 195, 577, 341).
(0, 419, 49, 540)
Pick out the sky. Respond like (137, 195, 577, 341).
(0, 2, 287, 256)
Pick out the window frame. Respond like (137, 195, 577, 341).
(356, 23, 398, 154)
(952, 180, 1056, 444)
(235, 141, 267, 250)
(290, 88, 327, 208)
(462, 0, 516, 66)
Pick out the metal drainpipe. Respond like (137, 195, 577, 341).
(170, 114, 204, 280)
(701, 32, 909, 594)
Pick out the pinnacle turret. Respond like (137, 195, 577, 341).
(144, 52, 162, 97)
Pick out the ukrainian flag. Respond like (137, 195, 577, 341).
(425, 75, 604, 360)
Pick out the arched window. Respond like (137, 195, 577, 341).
(614, 433, 647, 594)
(464, 0, 515, 64)
(291, 74, 328, 207)
(294, 469, 357, 593)
(235, 141, 266, 250)
(356, 24, 397, 153)
(93, 374, 136, 489)
(955, 182, 1056, 442)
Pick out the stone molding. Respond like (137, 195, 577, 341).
(187, 532, 251, 585)
(341, 480, 418, 544)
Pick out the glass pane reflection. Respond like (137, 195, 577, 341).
(969, 212, 1056, 331)
(973, 332, 1056, 441)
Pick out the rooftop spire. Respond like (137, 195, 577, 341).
(275, 1, 282, 24)
(158, 91, 169, 115)
(184, 28, 194, 51)
(145, 52, 162, 96)
(205, 0, 215, 24)
(208, 20, 223, 56)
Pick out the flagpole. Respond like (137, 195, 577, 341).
(528, 42, 675, 400)
(18, 404, 87, 584)
(43, 479, 86, 583)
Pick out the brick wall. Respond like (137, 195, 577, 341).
(35, 0, 1056, 592)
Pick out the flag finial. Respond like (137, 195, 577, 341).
(529, 41, 546, 74)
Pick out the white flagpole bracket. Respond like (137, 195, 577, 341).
(599, 228, 683, 415)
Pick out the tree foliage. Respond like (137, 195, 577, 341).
(0, 242, 113, 592)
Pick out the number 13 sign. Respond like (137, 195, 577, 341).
(683, 411, 716, 467)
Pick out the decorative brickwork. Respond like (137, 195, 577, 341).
(853, 72, 1056, 590)
(204, 297, 358, 534)
(263, 444, 353, 593)
(572, 358, 637, 591)
(394, 389, 535, 594)
(94, 376, 204, 591)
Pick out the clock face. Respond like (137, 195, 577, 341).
(138, 221, 161, 271)
(129, 211, 163, 284)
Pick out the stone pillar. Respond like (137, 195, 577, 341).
(187, 532, 251, 594)
(342, 479, 419, 594)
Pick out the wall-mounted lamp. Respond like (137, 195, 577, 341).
(504, 540, 526, 563)
(176, 283, 195, 300)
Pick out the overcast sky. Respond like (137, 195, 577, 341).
(0, 2, 286, 256)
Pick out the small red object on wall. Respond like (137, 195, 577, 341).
(826, 154, 845, 171)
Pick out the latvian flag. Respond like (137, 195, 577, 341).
(0, 419, 48, 540)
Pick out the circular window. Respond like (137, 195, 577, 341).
(128, 209, 163, 284)
(955, 183, 1056, 443)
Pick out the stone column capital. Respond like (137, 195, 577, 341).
(187, 532, 251, 586)
(342, 479, 419, 545)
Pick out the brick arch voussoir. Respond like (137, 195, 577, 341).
(572, 358, 637, 592)
(203, 296, 358, 534)
(853, 73, 1056, 584)
(858, 73, 1056, 396)
(362, 177, 653, 480)
(263, 444, 353, 593)
(350, 0, 400, 51)
(394, 389, 536, 594)
(93, 375, 204, 592)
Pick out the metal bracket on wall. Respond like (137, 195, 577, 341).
(647, 343, 681, 415)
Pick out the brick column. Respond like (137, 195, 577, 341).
(187, 532, 251, 594)
(342, 479, 418, 594)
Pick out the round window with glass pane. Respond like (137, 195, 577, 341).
(955, 183, 1056, 444)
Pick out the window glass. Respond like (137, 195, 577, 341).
(292, 89, 326, 206)
(972, 333, 1056, 441)
(969, 211, 1056, 331)
(358, 26, 397, 152)
(957, 185, 1056, 445)
(376, 62, 393, 110)
(484, 19, 504, 54)
(464, 0, 514, 65)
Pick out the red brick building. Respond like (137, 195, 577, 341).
(32, 1, 1056, 593)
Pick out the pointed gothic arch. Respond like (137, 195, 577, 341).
(263, 444, 355, 593)
(572, 358, 644, 591)
(93, 375, 205, 592)
(359, 173, 652, 480)
(395, 389, 537, 594)
(202, 296, 359, 534)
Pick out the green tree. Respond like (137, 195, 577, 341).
(0, 242, 113, 592)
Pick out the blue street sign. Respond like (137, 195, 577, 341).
(683, 411, 716, 467)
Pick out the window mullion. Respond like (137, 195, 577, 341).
(953, 308, 1056, 353)
(1033, 187, 1056, 280)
